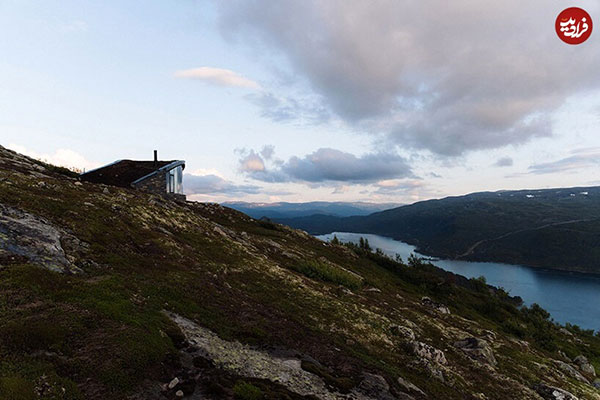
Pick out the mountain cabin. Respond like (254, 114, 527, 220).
(80, 150, 185, 200)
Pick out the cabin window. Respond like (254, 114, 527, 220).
(166, 165, 183, 194)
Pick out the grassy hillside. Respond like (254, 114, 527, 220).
(1, 145, 600, 399)
(276, 188, 600, 273)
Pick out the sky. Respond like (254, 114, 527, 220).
(2, 0, 600, 204)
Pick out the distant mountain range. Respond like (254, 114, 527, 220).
(222, 201, 401, 219)
(273, 187, 600, 274)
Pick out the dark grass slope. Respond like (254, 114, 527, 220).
(1, 145, 600, 399)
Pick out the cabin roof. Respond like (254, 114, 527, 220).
(80, 159, 184, 188)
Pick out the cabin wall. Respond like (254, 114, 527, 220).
(132, 172, 186, 201)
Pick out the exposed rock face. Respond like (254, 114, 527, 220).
(421, 297, 450, 314)
(573, 355, 596, 377)
(168, 312, 399, 400)
(397, 375, 426, 397)
(533, 383, 579, 400)
(553, 360, 590, 384)
(454, 337, 497, 366)
(0, 204, 83, 273)
(410, 341, 447, 365)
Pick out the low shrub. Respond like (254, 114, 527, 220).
(233, 380, 263, 400)
(290, 259, 362, 290)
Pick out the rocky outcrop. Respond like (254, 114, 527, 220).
(390, 325, 416, 341)
(454, 337, 497, 366)
(397, 375, 426, 397)
(553, 360, 590, 384)
(410, 341, 447, 365)
(168, 312, 404, 400)
(354, 373, 402, 400)
(533, 383, 579, 400)
(421, 297, 450, 314)
(573, 355, 596, 377)
(0, 204, 84, 273)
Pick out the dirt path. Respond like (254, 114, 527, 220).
(457, 217, 600, 259)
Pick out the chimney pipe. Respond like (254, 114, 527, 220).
(153, 150, 158, 167)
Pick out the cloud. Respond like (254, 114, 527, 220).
(174, 67, 260, 89)
(7, 143, 98, 171)
(238, 147, 413, 184)
(217, 1, 600, 155)
(245, 92, 330, 124)
(528, 148, 600, 174)
(238, 150, 267, 173)
(372, 179, 426, 194)
(184, 173, 261, 196)
(260, 145, 275, 160)
(494, 157, 514, 167)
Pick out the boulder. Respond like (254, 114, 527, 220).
(421, 297, 450, 314)
(410, 341, 447, 365)
(533, 383, 579, 400)
(354, 373, 398, 400)
(454, 337, 497, 366)
(559, 327, 574, 337)
(390, 325, 416, 341)
(554, 360, 589, 384)
(573, 355, 596, 377)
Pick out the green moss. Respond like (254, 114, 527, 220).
(233, 380, 263, 400)
(0, 377, 35, 400)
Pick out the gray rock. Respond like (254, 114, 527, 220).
(533, 383, 579, 400)
(354, 373, 397, 400)
(559, 327, 574, 337)
(454, 337, 497, 366)
(102, 187, 110, 194)
(554, 360, 589, 384)
(421, 297, 450, 314)
(175, 390, 184, 397)
(481, 330, 496, 342)
(558, 350, 572, 363)
(390, 325, 416, 341)
(168, 377, 179, 389)
(397, 375, 426, 397)
(168, 312, 388, 400)
(0, 204, 83, 273)
(422, 361, 445, 382)
(573, 355, 596, 377)
(410, 341, 447, 365)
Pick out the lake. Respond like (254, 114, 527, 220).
(316, 232, 600, 332)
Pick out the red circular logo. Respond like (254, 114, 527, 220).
(556, 7, 593, 45)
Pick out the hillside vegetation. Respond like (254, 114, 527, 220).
(1, 145, 600, 399)
(276, 188, 600, 273)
